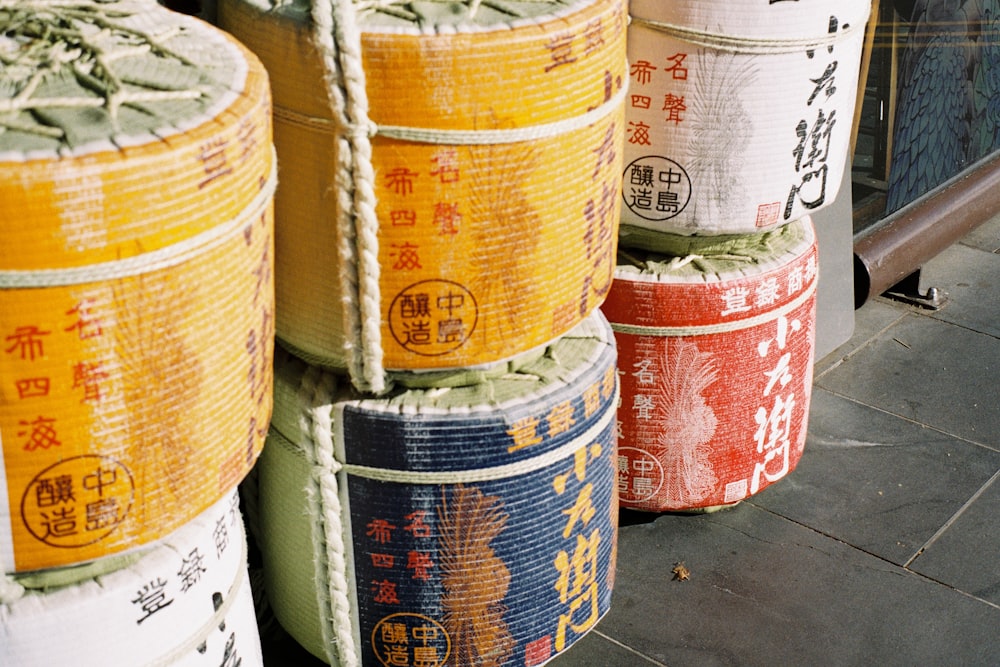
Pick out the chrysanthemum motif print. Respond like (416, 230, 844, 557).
(656, 339, 719, 506)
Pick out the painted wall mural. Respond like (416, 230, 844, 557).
(886, 0, 1000, 212)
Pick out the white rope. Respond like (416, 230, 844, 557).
(306, 6, 627, 393)
(629, 14, 866, 54)
(0, 156, 277, 288)
(300, 365, 360, 667)
(271, 76, 627, 145)
(376, 83, 628, 144)
(145, 529, 248, 667)
(335, 386, 617, 484)
(312, 0, 386, 395)
(610, 279, 817, 338)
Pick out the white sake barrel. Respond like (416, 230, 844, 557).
(620, 0, 870, 237)
(1, 491, 262, 666)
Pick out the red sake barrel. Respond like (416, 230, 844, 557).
(602, 216, 817, 511)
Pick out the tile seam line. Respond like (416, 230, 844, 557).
(957, 237, 1000, 254)
(898, 569, 1000, 612)
(812, 309, 909, 381)
(817, 296, 1000, 382)
(920, 313, 1000, 342)
(904, 467, 1000, 569)
(868, 288, 1000, 342)
(592, 630, 671, 667)
(749, 502, 1000, 610)
(808, 387, 1000, 454)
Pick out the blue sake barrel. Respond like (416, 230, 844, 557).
(256, 312, 619, 667)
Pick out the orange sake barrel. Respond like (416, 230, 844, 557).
(0, 3, 274, 573)
(601, 217, 817, 511)
(218, 0, 627, 388)
(620, 0, 869, 237)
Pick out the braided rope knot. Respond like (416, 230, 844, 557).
(342, 118, 378, 140)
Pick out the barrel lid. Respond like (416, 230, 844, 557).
(270, 312, 616, 445)
(0, 0, 246, 156)
(615, 216, 815, 284)
(244, 0, 597, 31)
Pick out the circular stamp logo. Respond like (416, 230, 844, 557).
(388, 280, 478, 357)
(621, 155, 692, 221)
(20, 455, 134, 548)
(617, 447, 663, 504)
(372, 613, 450, 667)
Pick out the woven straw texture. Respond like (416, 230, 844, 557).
(1, 491, 263, 666)
(602, 217, 818, 512)
(257, 312, 619, 666)
(620, 0, 869, 237)
(0, 1, 275, 573)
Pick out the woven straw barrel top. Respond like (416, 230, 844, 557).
(0, 0, 275, 574)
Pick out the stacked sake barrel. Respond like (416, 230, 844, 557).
(260, 316, 619, 666)
(0, 2, 270, 662)
(2, 491, 262, 666)
(216, 0, 627, 663)
(603, 0, 870, 512)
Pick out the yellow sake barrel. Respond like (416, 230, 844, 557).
(0, 1, 275, 573)
(218, 0, 627, 391)
(620, 0, 869, 237)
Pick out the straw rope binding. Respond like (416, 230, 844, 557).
(300, 364, 361, 667)
(271, 82, 628, 146)
(145, 531, 250, 667)
(299, 0, 626, 389)
(0, 159, 277, 287)
(333, 401, 617, 484)
(628, 14, 866, 54)
(311, 0, 386, 394)
(610, 280, 816, 338)
(259, 312, 619, 664)
(1, 0, 275, 574)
